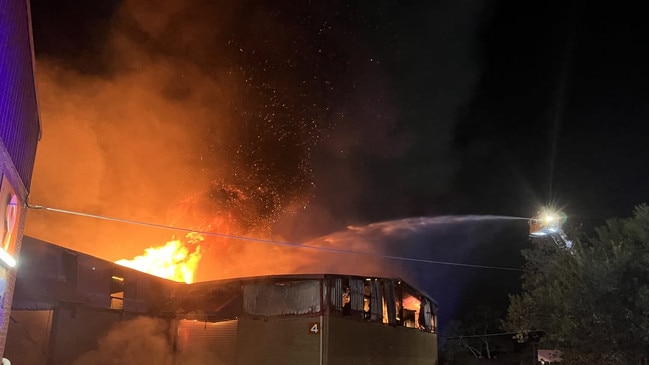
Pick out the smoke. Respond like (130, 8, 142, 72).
(69, 316, 225, 365)
(72, 317, 173, 365)
(297, 216, 527, 330)
(26, 0, 490, 282)
(27, 0, 340, 259)
(193, 215, 524, 283)
(272, 0, 490, 239)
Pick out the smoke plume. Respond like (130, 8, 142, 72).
(26, 0, 489, 282)
(72, 317, 173, 365)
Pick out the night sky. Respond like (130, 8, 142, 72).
(24, 0, 649, 327)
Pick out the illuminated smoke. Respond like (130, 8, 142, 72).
(26, 0, 342, 260)
(193, 216, 515, 282)
(72, 317, 173, 365)
(26, 0, 488, 283)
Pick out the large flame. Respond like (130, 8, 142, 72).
(116, 232, 203, 283)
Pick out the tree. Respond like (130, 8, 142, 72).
(505, 204, 649, 365)
(442, 306, 511, 363)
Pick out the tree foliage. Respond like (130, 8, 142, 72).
(442, 306, 511, 362)
(505, 204, 649, 364)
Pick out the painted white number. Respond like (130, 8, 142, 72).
(309, 322, 320, 334)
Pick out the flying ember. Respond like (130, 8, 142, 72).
(115, 232, 203, 283)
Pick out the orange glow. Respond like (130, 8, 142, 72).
(402, 294, 422, 329)
(402, 294, 421, 311)
(116, 232, 203, 283)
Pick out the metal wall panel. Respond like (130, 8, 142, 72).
(3, 309, 52, 365)
(0, 0, 41, 189)
(243, 280, 320, 316)
(50, 307, 125, 365)
(350, 278, 364, 312)
(324, 316, 438, 365)
(123, 274, 149, 313)
(176, 319, 238, 365)
(329, 277, 343, 311)
(236, 316, 321, 365)
(369, 280, 382, 321)
(75, 256, 111, 309)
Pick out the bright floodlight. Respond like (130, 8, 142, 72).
(530, 208, 566, 237)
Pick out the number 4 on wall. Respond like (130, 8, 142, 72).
(308, 322, 320, 334)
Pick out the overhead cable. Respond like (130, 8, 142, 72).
(26, 202, 523, 272)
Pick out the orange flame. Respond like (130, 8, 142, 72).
(115, 232, 203, 283)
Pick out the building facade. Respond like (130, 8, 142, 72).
(7, 237, 439, 364)
(0, 0, 42, 356)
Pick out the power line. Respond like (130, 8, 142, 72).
(26, 202, 524, 272)
(441, 331, 520, 340)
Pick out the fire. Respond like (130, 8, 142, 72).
(116, 232, 203, 283)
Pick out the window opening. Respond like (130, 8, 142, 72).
(363, 279, 371, 319)
(342, 283, 351, 316)
(420, 298, 434, 332)
(401, 291, 421, 329)
(329, 277, 352, 316)
(381, 279, 397, 325)
(362, 279, 383, 321)
(110, 275, 125, 310)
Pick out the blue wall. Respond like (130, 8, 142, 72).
(0, 0, 41, 190)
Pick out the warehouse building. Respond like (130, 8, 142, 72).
(6, 237, 439, 364)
